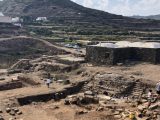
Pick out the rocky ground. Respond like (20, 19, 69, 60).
(0, 40, 159, 120)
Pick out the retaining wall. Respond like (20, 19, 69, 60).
(0, 81, 23, 91)
(17, 81, 86, 106)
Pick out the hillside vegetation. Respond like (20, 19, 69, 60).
(0, 0, 160, 42)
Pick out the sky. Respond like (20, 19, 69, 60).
(71, 0, 160, 16)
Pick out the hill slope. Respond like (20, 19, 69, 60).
(0, 0, 121, 18)
(0, 0, 160, 29)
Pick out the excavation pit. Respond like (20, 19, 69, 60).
(17, 81, 86, 106)
(0, 81, 24, 91)
(0, 76, 40, 91)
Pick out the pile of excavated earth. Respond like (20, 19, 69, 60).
(0, 37, 159, 120)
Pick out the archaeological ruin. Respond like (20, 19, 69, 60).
(86, 41, 160, 65)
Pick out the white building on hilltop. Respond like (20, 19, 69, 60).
(0, 12, 4, 16)
(0, 16, 12, 23)
(11, 17, 23, 27)
(12, 17, 22, 23)
(36, 17, 48, 22)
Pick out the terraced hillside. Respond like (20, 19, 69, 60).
(0, 23, 24, 37)
(0, 0, 160, 30)
(0, 37, 67, 68)
(1, 0, 160, 42)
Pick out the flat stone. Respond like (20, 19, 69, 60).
(116, 108, 124, 113)
(122, 112, 129, 118)
(117, 63, 123, 66)
(141, 99, 148, 103)
(114, 111, 120, 115)
(114, 115, 122, 119)
(84, 91, 93, 96)
(9, 110, 16, 116)
(17, 111, 22, 115)
(97, 95, 111, 101)
(137, 105, 146, 111)
(13, 108, 19, 113)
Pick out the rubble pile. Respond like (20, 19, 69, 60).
(82, 73, 143, 98)
(0, 107, 23, 120)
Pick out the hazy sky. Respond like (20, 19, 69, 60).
(71, 0, 160, 16)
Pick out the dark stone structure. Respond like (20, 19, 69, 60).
(0, 81, 23, 91)
(17, 80, 86, 106)
(86, 46, 160, 65)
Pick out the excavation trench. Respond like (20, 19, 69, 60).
(17, 81, 86, 106)
(0, 77, 40, 91)
(0, 81, 24, 91)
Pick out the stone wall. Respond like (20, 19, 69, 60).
(112, 48, 131, 64)
(86, 46, 160, 65)
(86, 46, 114, 65)
(17, 80, 86, 106)
(131, 48, 157, 64)
(0, 81, 23, 91)
(155, 49, 160, 64)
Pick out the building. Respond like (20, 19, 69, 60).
(86, 41, 160, 65)
(11, 17, 22, 23)
(11, 17, 22, 27)
(36, 17, 47, 22)
(0, 12, 4, 16)
(0, 16, 12, 23)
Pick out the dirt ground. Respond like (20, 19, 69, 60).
(16, 102, 114, 120)
(83, 63, 160, 84)
(0, 58, 160, 120)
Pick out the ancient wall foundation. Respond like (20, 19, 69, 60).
(0, 81, 24, 91)
(17, 81, 86, 106)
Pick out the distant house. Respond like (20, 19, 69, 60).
(11, 17, 23, 27)
(0, 12, 4, 16)
(0, 16, 12, 23)
(12, 17, 22, 23)
(36, 17, 48, 22)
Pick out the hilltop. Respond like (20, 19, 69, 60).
(0, 0, 122, 19)
(131, 14, 160, 20)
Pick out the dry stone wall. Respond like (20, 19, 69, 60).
(86, 46, 160, 65)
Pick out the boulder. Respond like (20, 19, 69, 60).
(17, 111, 22, 115)
(6, 107, 11, 113)
(0, 109, 3, 113)
(13, 108, 19, 113)
(149, 103, 159, 110)
(9, 110, 16, 116)
(0, 115, 4, 120)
